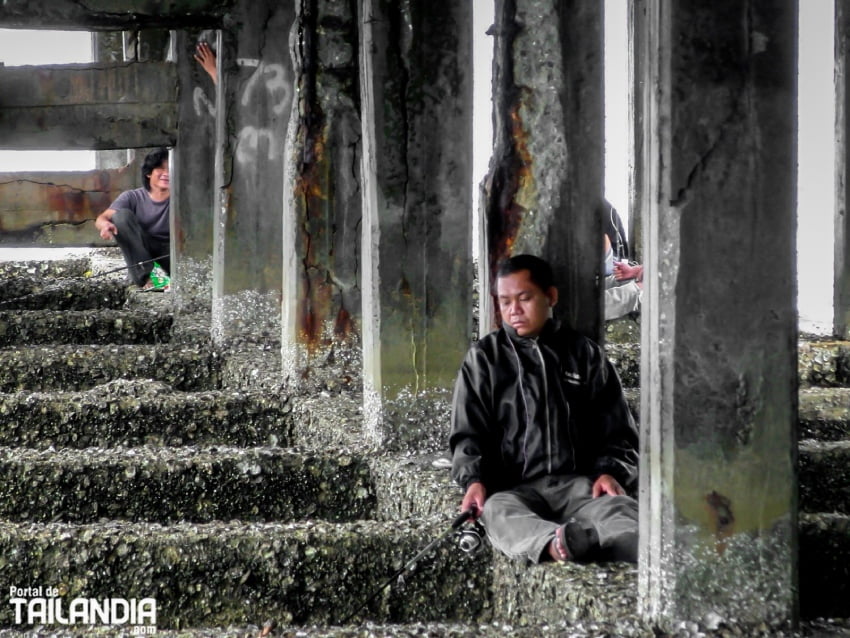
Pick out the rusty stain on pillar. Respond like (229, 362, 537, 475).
(172, 28, 218, 313)
(836, 0, 850, 339)
(211, 0, 295, 344)
(638, 1, 798, 627)
(282, 0, 362, 387)
(360, 0, 473, 448)
(481, 0, 604, 342)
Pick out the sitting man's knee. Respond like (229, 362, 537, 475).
(110, 208, 134, 230)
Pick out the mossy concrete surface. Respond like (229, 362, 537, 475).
(0, 344, 219, 392)
(0, 380, 291, 449)
(0, 446, 375, 524)
(0, 519, 490, 628)
(0, 309, 172, 346)
(0, 276, 128, 311)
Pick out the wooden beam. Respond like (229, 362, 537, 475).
(0, 0, 233, 30)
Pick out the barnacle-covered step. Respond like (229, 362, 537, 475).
(622, 387, 850, 440)
(0, 344, 218, 392)
(0, 446, 375, 524)
(0, 518, 491, 629)
(483, 513, 850, 624)
(0, 380, 289, 449)
(799, 440, 850, 514)
(799, 513, 850, 619)
(0, 276, 128, 311)
(489, 557, 637, 626)
(799, 387, 850, 441)
(0, 309, 172, 346)
(605, 339, 850, 389)
(0, 255, 92, 280)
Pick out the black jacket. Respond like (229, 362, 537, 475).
(450, 319, 638, 494)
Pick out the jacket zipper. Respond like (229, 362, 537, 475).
(533, 342, 553, 474)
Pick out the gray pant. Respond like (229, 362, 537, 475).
(112, 209, 170, 286)
(481, 474, 638, 564)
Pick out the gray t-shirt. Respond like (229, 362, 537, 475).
(109, 187, 170, 241)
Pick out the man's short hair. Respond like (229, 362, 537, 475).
(496, 254, 555, 291)
(142, 148, 169, 191)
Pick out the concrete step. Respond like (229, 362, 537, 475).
(606, 340, 850, 389)
(0, 276, 128, 311)
(799, 440, 850, 514)
(799, 387, 850, 441)
(0, 344, 218, 392)
(623, 387, 850, 443)
(0, 380, 290, 449)
(0, 518, 490, 628)
(0, 255, 91, 279)
(0, 309, 172, 346)
(799, 513, 850, 620)
(0, 446, 375, 524)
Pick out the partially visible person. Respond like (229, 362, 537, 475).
(94, 148, 170, 289)
(604, 234, 643, 321)
(194, 41, 217, 85)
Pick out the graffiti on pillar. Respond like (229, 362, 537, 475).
(193, 87, 216, 118)
(234, 57, 291, 167)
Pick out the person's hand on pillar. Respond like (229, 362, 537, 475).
(592, 474, 625, 498)
(194, 42, 218, 84)
(461, 481, 487, 519)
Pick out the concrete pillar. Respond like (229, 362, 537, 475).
(212, 0, 295, 343)
(629, 0, 647, 263)
(481, 0, 605, 341)
(281, 0, 362, 387)
(836, 0, 850, 339)
(172, 28, 218, 314)
(639, 1, 799, 628)
(359, 0, 473, 448)
(92, 32, 131, 170)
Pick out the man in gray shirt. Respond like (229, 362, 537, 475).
(95, 148, 170, 288)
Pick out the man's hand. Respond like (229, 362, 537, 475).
(95, 217, 117, 240)
(461, 481, 487, 519)
(613, 261, 643, 282)
(592, 474, 625, 498)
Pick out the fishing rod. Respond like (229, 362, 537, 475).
(0, 254, 169, 309)
(339, 508, 478, 626)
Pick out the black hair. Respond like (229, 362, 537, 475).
(496, 254, 555, 292)
(142, 148, 169, 191)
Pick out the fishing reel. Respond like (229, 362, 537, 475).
(455, 519, 487, 555)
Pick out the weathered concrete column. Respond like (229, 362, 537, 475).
(359, 0, 473, 448)
(480, 0, 604, 341)
(211, 0, 295, 343)
(281, 0, 362, 388)
(92, 32, 131, 171)
(629, 0, 647, 263)
(172, 28, 218, 314)
(836, 0, 850, 339)
(639, 2, 799, 628)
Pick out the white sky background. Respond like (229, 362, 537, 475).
(0, 8, 837, 330)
